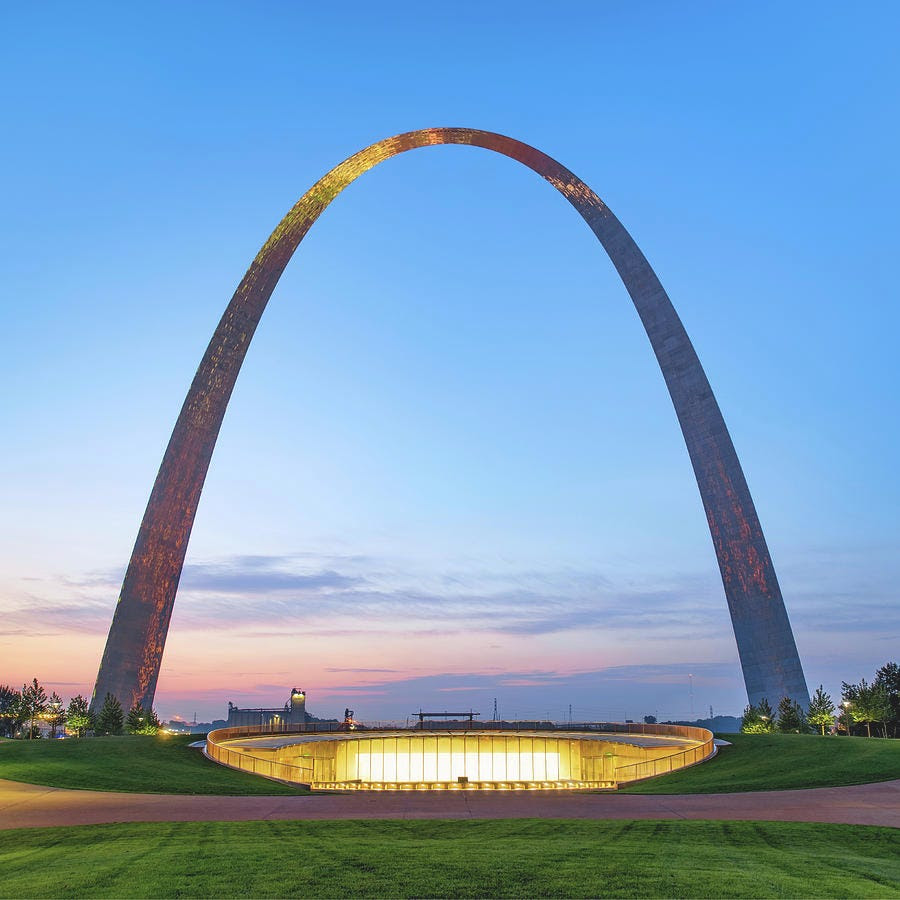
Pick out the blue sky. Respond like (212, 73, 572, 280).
(1, 2, 897, 722)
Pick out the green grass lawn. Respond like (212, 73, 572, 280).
(621, 733, 900, 794)
(0, 734, 306, 795)
(2, 732, 897, 796)
(0, 819, 896, 898)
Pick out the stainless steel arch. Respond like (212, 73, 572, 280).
(92, 128, 809, 713)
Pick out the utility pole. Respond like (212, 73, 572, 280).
(689, 674, 694, 717)
(568, 703, 572, 724)
(492, 698, 498, 722)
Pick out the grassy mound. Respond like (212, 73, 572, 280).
(0, 819, 897, 898)
(622, 733, 900, 794)
(0, 734, 306, 795)
(2, 732, 897, 797)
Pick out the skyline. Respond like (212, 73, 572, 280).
(2, 3, 898, 723)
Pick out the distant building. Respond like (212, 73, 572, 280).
(225, 687, 310, 728)
(666, 715, 741, 734)
(165, 718, 227, 735)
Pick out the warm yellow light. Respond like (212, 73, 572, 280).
(334, 735, 573, 785)
(211, 725, 713, 792)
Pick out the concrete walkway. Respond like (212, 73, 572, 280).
(1, 778, 898, 829)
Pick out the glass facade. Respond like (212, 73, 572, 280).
(208, 725, 714, 791)
(288, 732, 622, 787)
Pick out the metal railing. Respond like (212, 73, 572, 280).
(205, 724, 320, 786)
(613, 724, 715, 784)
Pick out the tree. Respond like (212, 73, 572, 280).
(741, 699, 775, 734)
(741, 704, 759, 733)
(841, 680, 862, 735)
(868, 685, 893, 738)
(838, 700, 854, 735)
(0, 685, 24, 738)
(46, 692, 66, 739)
(125, 703, 144, 733)
(0, 687, 22, 738)
(66, 694, 92, 738)
(864, 684, 892, 738)
(874, 662, 899, 738)
(776, 696, 806, 733)
(126, 703, 161, 735)
(843, 679, 892, 738)
(20, 678, 48, 740)
(142, 708, 161, 735)
(806, 685, 836, 736)
(95, 693, 124, 736)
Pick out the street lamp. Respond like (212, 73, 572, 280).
(841, 700, 852, 736)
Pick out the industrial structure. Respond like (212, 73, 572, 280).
(225, 688, 308, 728)
(91, 128, 809, 715)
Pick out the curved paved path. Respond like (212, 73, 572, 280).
(1, 778, 898, 829)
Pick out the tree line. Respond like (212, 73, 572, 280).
(3, 663, 897, 740)
(0, 679, 161, 739)
(741, 661, 899, 737)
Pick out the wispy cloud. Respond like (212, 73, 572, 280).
(180, 563, 362, 594)
(4, 544, 897, 650)
(325, 667, 402, 674)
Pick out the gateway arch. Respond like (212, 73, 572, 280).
(92, 128, 809, 713)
